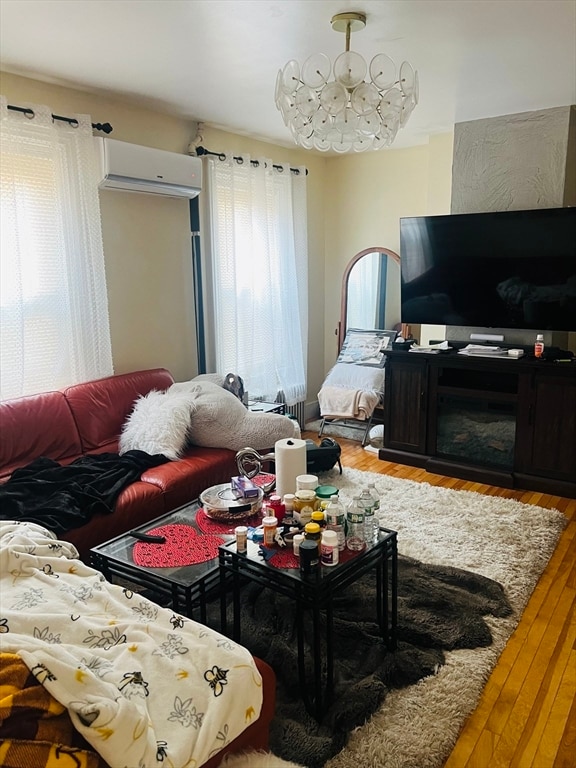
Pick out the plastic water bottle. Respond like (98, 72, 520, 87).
(346, 496, 366, 551)
(358, 488, 378, 545)
(367, 482, 381, 540)
(325, 495, 346, 551)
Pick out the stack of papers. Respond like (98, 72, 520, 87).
(409, 341, 452, 354)
(458, 345, 509, 357)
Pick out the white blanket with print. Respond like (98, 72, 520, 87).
(0, 521, 263, 768)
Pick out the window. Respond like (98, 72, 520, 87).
(0, 98, 112, 400)
(202, 154, 308, 405)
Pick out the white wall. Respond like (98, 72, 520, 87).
(1, 70, 456, 400)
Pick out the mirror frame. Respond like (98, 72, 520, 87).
(338, 247, 401, 351)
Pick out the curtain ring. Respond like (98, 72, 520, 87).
(70, 119, 79, 129)
(218, 152, 226, 161)
(24, 109, 35, 120)
(235, 156, 244, 165)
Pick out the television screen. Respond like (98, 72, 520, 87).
(400, 207, 576, 332)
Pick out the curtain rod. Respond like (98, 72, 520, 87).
(195, 146, 307, 175)
(6, 104, 113, 134)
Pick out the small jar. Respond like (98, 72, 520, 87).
(320, 529, 339, 566)
(262, 515, 277, 547)
(296, 474, 319, 491)
(299, 539, 320, 575)
(293, 490, 318, 526)
(283, 493, 295, 513)
(304, 522, 322, 543)
(234, 525, 248, 554)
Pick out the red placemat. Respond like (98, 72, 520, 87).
(195, 508, 261, 535)
(132, 524, 224, 568)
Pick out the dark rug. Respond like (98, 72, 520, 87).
(205, 554, 512, 768)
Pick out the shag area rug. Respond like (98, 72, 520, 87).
(210, 467, 566, 768)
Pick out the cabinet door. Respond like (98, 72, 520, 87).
(384, 358, 428, 453)
(524, 374, 576, 480)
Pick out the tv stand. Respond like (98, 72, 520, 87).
(380, 350, 576, 498)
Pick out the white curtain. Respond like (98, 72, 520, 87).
(0, 97, 113, 400)
(203, 154, 307, 405)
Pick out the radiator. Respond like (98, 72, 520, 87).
(276, 400, 306, 429)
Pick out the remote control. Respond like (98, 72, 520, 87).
(129, 531, 166, 544)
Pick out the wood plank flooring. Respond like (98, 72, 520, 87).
(302, 429, 576, 768)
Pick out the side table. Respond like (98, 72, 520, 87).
(219, 528, 397, 721)
(90, 502, 233, 623)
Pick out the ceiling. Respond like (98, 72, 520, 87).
(1, 0, 575, 152)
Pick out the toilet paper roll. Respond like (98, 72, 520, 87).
(275, 438, 307, 498)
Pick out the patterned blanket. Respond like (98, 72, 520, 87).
(0, 522, 263, 768)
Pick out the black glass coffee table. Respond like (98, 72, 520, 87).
(90, 502, 234, 624)
(218, 527, 398, 721)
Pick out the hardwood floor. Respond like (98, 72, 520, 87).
(302, 429, 576, 768)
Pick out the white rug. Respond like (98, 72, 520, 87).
(312, 466, 567, 768)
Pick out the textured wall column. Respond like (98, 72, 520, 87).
(451, 106, 575, 214)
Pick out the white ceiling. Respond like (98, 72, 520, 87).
(1, 0, 575, 152)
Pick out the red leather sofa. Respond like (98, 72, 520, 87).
(0, 367, 239, 561)
(0, 369, 278, 766)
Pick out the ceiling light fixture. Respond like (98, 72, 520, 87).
(275, 12, 418, 152)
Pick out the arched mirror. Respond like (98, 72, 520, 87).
(338, 247, 401, 350)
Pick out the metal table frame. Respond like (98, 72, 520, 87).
(219, 528, 397, 721)
(90, 502, 233, 623)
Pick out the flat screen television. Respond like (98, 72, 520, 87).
(400, 207, 576, 333)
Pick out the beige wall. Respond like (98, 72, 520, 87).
(322, 133, 454, 366)
(1, 70, 454, 403)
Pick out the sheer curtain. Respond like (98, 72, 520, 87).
(0, 98, 113, 400)
(203, 154, 307, 405)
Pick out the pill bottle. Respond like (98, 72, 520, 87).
(311, 510, 327, 529)
(262, 516, 277, 547)
(234, 525, 248, 554)
(304, 522, 322, 543)
(320, 529, 339, 566)
(299, 539, 320, 575)
(292, 533, 304, 556)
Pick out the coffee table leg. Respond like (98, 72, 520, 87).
(219, 551, 228, 636)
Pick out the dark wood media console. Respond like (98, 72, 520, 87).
(380, 349, 576, 498)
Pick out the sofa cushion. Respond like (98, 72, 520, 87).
(63, 368, 175, 453)
(118, 389, 197, 460)
(66, 479, 166, 562)
(0, 392, 82, 481)
(141, 447, 238, 511)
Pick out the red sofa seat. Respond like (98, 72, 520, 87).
(0, 368, 239, 561)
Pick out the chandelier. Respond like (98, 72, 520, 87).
(275, 12, 418, 152)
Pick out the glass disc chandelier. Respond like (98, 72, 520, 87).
(275, 12, 418, 152)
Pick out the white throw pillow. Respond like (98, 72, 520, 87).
(119, 389, 197, 460)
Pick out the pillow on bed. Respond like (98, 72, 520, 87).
(119, 389, 197, 459)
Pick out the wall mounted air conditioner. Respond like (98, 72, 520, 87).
(95, 137, 202, 198)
